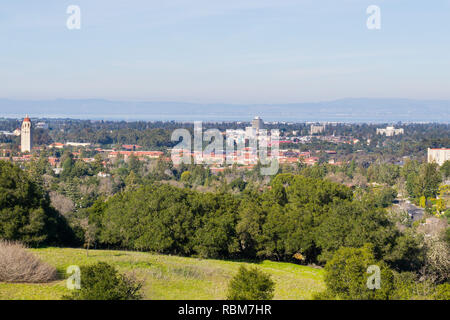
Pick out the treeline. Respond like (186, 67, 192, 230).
(282, 160, 446, 204)
(1, 118, 448, 154)
(82, 173, 423, 271)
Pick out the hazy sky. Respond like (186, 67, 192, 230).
(1, 0, 449, 103)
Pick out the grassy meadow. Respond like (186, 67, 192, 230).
(0, 247, 325, 300)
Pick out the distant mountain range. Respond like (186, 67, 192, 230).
(0, 98, 448, 123)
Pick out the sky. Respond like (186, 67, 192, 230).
(1, 0, 449, 104)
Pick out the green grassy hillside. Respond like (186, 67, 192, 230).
(0, 248, 324, 300)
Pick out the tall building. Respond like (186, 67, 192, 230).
(310, 124, 325, 135)
(20, 115, 33, 153)
(428, 148, 450, 166)
(251, 116, 264, 130)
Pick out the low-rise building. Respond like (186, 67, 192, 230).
(108, 150, 164, 160)
(36, 122, 49, 129)
(310, 125, 325, 135)
(97, 172, 111, 178)
(48, 143, 65, 149)
(303, 157, 319, 166)
(428, 148, 450, 166)
(66, 142, 91, 147)
(376, 126, 404, 136)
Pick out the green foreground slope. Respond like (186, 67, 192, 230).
(0, 248, 324, 300)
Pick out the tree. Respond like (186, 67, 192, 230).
(436, 199, 446, 214)
(60, 152, 75, 179)
(315, 201, 399, 264)
(72, 160, 92, 177)
(383, 231, 425, 272)
(409, 163, 442, 200)
(25, 152, 53, 187)
(127, 153, 141, 174)
(363, 187, 397, 208)
(444, 228, 450, 248)
(0, 161, 75, 246)
(236, 198, 265, 258)
(193, 194, 240, 258)
(180, 170, 191, 183)
(92, 154, 104, 175)
(315, 244, 395, 300)
(433, 283, 450, 300)
(402, 160, 420, 198)
(64, 262, 143, 300)
(230, 178, 247, 192)
(367, 163, 399, 185)
(125, 170, 141, 189)
(440, 160, 450, 178)
(390, 272, 417, 300)
(419, 163, 442, 199)
(227, 266, 275, 300)
(80, 218, 97, 257)
(419, 196, 426, 208)
(421, 235, 450, 284)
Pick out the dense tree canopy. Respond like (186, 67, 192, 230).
(89, 173, 421, 269)
(0, 161, 75, 246)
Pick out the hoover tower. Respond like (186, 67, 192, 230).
(21, 115, 33, 153)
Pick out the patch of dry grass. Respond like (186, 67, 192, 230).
(0, 241, 58, 283)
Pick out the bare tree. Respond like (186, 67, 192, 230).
(420, 235, 450, 284)
(49, 191, 75, 216)
(80, 218, 97, 257)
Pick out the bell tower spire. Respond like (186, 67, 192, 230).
(21, 115, 33, 153)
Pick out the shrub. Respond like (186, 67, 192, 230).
(230, 178, 247, 191)
(227, 266, 275, 300)
(64, 262, 143, 300)
(0, 240, 58, 283)
(433, 283, 450, 300)
(389, 271, 435, 300)
(315, 244, 395, 300)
